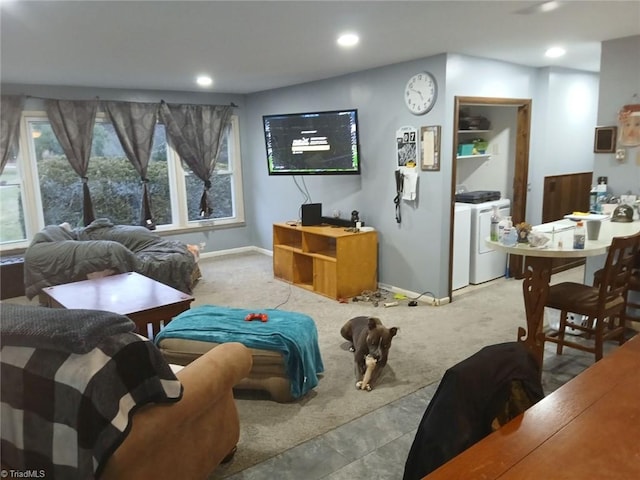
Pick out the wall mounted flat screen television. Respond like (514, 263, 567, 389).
(263, 109, 361, 175)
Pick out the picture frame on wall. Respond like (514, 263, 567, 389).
(396, 126, 418, 167)
(593, 126, 617, 153)
(420, 125, 441, 171)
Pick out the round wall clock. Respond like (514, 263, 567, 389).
(404, 72, 437, 115)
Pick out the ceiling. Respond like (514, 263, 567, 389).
(1, 0, 639, 95)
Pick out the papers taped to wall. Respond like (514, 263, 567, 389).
(400, 166, 418, 201)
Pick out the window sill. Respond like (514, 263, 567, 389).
(0, 220, 246, 254)
(151, 220, 247, 237)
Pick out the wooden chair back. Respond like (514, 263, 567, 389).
(596, 232, 640, 315)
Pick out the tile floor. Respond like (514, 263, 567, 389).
(222, 341, 611, 480)
(221, 264, 634, 479)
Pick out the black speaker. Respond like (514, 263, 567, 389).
(301, 203, 322, 226)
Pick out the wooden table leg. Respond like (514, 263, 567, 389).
(128, 301, 193, 339)
(518, 256, 553, 369)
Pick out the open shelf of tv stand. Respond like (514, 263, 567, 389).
(272, 223, 378, 300)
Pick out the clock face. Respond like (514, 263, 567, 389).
(404, 72, 437, 115)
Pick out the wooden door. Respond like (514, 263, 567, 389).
(542, 172, 593, 273)
(449, 97, 532, 294)
(542, 172, 592, 222)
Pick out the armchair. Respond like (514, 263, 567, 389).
(101, 341, 253, 479)
(0, 304, 252, 479)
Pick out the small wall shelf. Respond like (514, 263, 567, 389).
(458, 129, 492, 134)
(457, 154, 491, 160)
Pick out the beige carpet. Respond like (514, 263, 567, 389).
(190, 251, 570, 478)
(2, 251, 581, 477)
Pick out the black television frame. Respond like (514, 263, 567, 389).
(263, 109, 361, 176)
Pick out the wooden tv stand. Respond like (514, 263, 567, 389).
(272, 223, 378, 300)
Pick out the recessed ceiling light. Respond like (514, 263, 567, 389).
(545, 46, 566, 58)
(196, 75, 213, 87)
(539, 1, 561, 13)
(337, 33, 359, 48)
(516, 1, 562, 15)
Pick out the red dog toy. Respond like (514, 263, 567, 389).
(245, 312, 268, 322)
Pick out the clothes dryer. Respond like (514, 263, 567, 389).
(468, 198, 511, 284)
(453, 203, 471, 290)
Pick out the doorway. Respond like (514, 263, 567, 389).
(448, 96, 532, 299)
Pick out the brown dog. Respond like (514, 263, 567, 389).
(340, 316, 398, 391)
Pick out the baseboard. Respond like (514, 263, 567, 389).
(199, 245, 271, 260)
(199, 247, 449, 305)
(376, 283, 449, 306)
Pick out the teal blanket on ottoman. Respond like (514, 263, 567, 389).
(155, 305, 324, 399)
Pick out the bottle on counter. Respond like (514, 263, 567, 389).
(596, 181, 607, 213)
(498, 215, 509, 244)
(500, 216, 517, 246)
(573, 221, 586, 249)
(490, 205, 501, 242)
(589, 185, 598, 213)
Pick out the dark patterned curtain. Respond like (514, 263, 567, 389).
(104, 101, 159, 229)
(159, 102, 232, 217)
(45, 99, 98, 226)
(0, 95, 25, 174)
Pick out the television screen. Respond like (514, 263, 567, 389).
(263, 109, 361, 175)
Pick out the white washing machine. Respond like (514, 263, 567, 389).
(469, 198, 511, 284)
(453, 203, 471, 290)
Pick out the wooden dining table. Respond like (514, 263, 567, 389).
(487, 218, 640, 367)
(424, 333, 640, 479)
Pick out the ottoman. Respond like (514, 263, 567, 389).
(155, 305, 324, 403)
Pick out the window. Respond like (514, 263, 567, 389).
(0, 155, 27, 245)
(0, 111, 244, 249)
(184, 119, 242, 221)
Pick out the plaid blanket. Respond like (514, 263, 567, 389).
(1, 331, 183, 479)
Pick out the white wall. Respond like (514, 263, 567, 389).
(246, 55, 452, 297)
(4, 49, 607, 299)
(526, 67, 599, 224)
(455, 105, 516, 200)
(594, 35, 640, 196)
(246, 53, 600, 299)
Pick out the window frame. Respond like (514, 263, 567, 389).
(0, 110, 244, 252)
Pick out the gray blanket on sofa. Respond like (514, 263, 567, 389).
(24, 218, 196, 299)
(1, 303, 135, 354)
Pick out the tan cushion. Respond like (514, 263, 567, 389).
(157, 337, 294, 402)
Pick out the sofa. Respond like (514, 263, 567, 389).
(24, 218, 198, 300)
(0, 304, 253, 479)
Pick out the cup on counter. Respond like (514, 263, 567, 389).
(586, 220, 601, 240)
